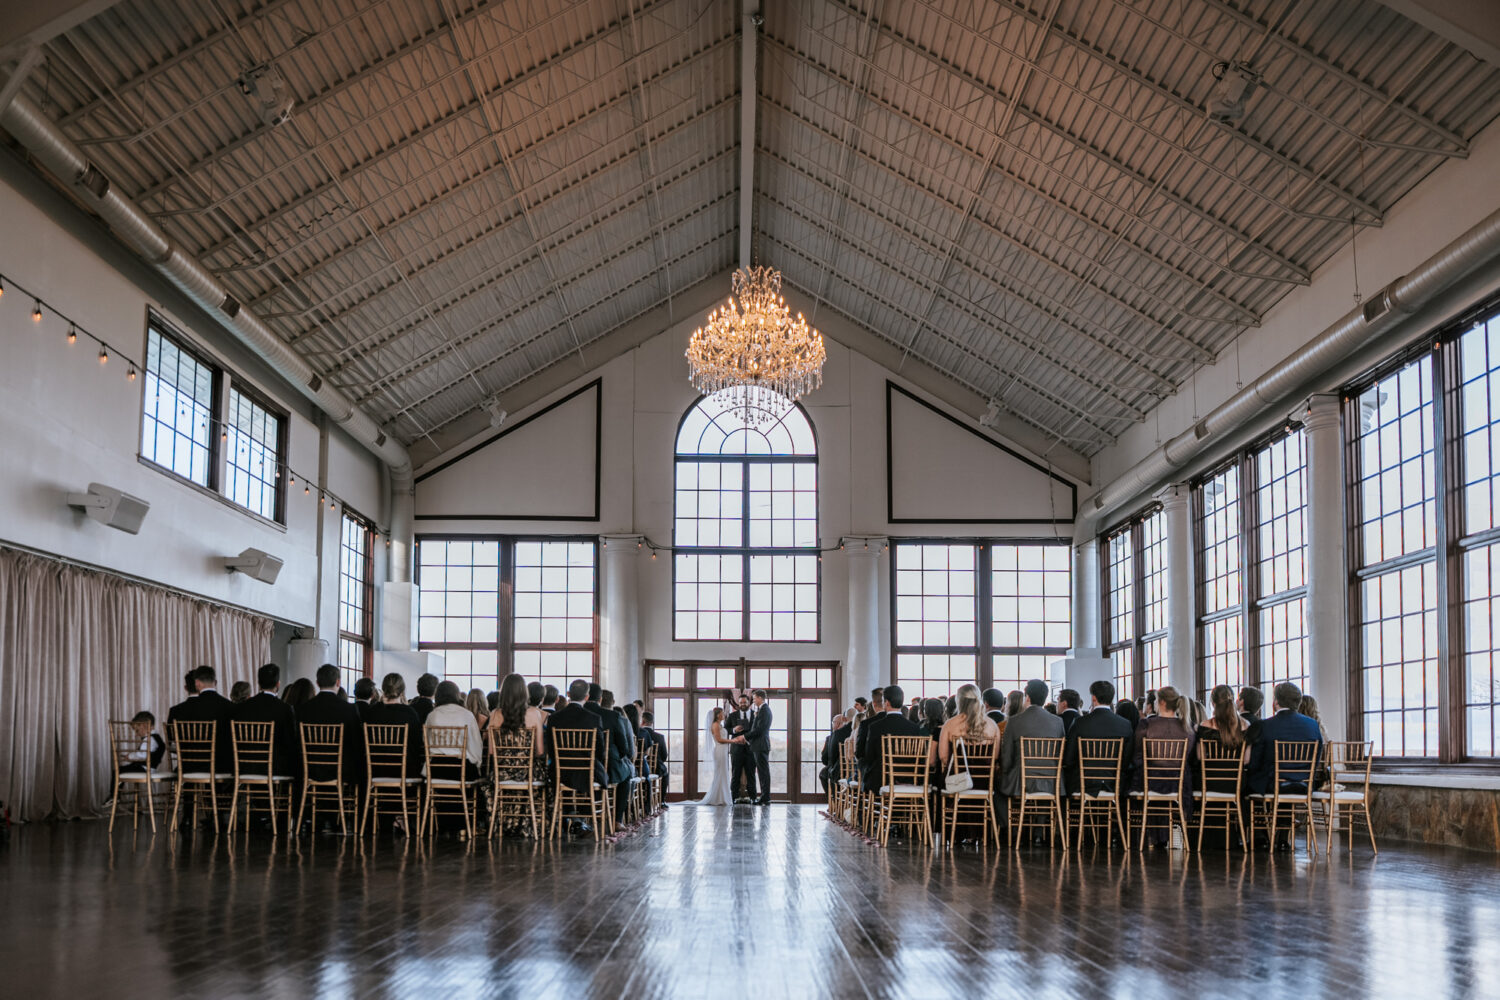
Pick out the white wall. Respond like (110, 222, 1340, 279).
(0, 158, 384, 645)
(413, 309, 1087, 694)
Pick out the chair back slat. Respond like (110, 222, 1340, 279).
(487, 729, 536, 782)
(551, 728, 598, 785)
(424, 725, 470, 782)
(172, 720, 218, 775)
(1197, 738, 1244, 794)
(1076, 737, 1125, 795)
(1272, 740, 1321, 792)
(231, 721, 275, 777)
(1326, 740, 1373, 791)
(1141, 738, 1189, 789)
(109, 720, 142, 775)
(881, 735, 931, 788)
(300, 722, 344, 784)
(365, 723, 409, 778)
(952, 738, 997, 791)
(1019, 736, 1065, 794)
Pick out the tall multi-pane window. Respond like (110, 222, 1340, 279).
(416, 537, 597, 694)
(1102, 508, 1165, 701)
(1192, 431, 1307, 702)
(893, 541, 1070, 701)
(673, 392, 818, 641)
(1462, 314, 1500, 756)
(338, 512, 374, 676)
(138, 316, 288, 523)
(141, 324, 216, 488)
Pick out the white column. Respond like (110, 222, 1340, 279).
(600, 537, 641, 702)
(1070, 537, 1101, 654)
(1303, 394, 1348, 741)
(845, 540, 885, 709)
(1158, 484, 1196, 699)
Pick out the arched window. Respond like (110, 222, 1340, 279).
(673, 391, 819, 641)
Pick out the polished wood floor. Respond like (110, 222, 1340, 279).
(3, 805, 1499, 998)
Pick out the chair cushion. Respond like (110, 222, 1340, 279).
(879, 784, 926, 794)
(495, 780, 546, 790)
(1022, 791, 1057, 800)
(1070, 791, 1116, 800)
(370, 777, 422, 786)
(428, 778, 478, 787)
(181, 772, 232, 780)
(941, 788, 992, 799)
(1193, 791, 1238, 800)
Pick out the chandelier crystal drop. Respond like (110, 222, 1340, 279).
(686, 266, 826, 424)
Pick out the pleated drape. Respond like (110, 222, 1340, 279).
(0, 547, 272, 821)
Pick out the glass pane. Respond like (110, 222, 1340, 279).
(1359, 561, 1438, 757)
(1465, 542, 1500, 757)
(991, 542, 1071, 652)
(894, 652, 976, 702)
(1254, 430, 1307, 598)
(140, 326, 215, 488)
(224, 387, 283, 520)
(1459, 316, 1500, 533)
(1353, 358, 1436, 565)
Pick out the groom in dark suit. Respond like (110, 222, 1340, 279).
(745, 689, 773, 806)
(727, 693, 756, 803)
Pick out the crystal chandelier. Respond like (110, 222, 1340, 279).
(686, 266, 826, 424)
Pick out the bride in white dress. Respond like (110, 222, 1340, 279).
(696, 706, 735, 806)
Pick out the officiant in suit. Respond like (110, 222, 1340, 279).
(744, 690, 773, 805)
(727, 693, 756, 803)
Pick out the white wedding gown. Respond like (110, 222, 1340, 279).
(697, 717, 734, 806)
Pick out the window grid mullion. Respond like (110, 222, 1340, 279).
(1435, 341, 1459, 762)
(1241, 451, 1259, 691)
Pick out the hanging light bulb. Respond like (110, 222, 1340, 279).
(288, 472, 296, 486)
(0, 276, 5, 297)
(98, 345, 108, 364)
(67, 324, 76, 344)
(304, 484, 310, 495)
(127, 364, 137, 382)
(32, 299, 42, 322)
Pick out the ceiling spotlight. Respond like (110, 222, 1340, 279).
(237, 64, 295, 127)
(1207, 61, 1260, 122)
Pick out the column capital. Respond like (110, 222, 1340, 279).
(841, 536, 888, 556)
(1302, 393, 1341, 432)
(1154, 483, 1191, 510)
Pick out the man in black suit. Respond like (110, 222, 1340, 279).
(166, 669, 200, 731)
(586, 684, 636, 820)
(1238, 685, 1266, 750)
(545, 679, 609, 832)
(640, 711, 670, 795)
(982, 688, 1007, 728)
(231, 663, 299, 778)
(171, 665, 237, 767)
(744, 690, 774, 805)
(857, 685, 923, 791)
(819, 712, 846, 793)
(410, 672, 438, 724)
(296, 663, 364, 787)
(726, 694, 756, 803)
(353, 677, 378, 723)
(1057, 689, 1084, 737)
(541, 684, 560, 715)
(1063, 679, 1134, 797)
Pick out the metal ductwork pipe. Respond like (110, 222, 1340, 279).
(0, 91, 414, 506)
(1078, 201, 1500, 540)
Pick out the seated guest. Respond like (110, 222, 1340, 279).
(1005, 690, 1025, 719)
(541, 684, 560, 715)
(122, 711, 165, 773)
(490, 674, 542, 794)
(587, 686, 637, 790)
(297, 663, 365, 784)
(281, 677, 314, 710)
(944, 694, 958, 721)
(1194, 683, 1250, 849)
(1115, 698, 1141, 731)
(1245, 681, 1323, 797)
(820, 713, 846, 792)
(1132, 685, 1195, 843)
(1298, 695, 1330, 744)
(920, 698, 945, 738)
(172, 665, 236, 765)
(366, 672, 424, 778)
(831, 708, 857, 769)
(857, 685, 924, 790)
(599, 690, 638, 817)
(233, 663, 300, 777)
(464, 688, 490, 729)
(525, 682, 546, 728)
(544, 680, 609, 832)
(488, 675, 544, 756)
(982, 688, 1007, 728)
(1057, 689, 1083, 736)
(410, 673, 439, 723)
(1000, 679, 1065, 798)
(353, 677, 379, 722)
(229, 681, 252, 704)
(425, 680, 482, 779)
(166, 670, 198, 729)
(936, 683, 1000, 774)
(640, 710, 670, 794)
(1142, 689, 1158, 718)
(1063, 680, 1133, 797)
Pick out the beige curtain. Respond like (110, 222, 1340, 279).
(0, 547, 271, 821)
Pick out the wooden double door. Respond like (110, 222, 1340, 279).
(646, 659, 840, 803)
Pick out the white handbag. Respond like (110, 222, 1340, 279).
(944, 738, 974, 793)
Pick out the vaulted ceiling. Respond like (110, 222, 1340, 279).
(6, 0, 1500, 466)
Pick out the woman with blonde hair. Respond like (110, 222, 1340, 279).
(464, 687, 489, 729)
(935, 683, 1000, 772)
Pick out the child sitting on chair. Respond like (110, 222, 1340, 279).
(124, 711, 166, 773)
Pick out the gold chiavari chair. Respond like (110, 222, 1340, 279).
(644, 742, 664, 814)
(1194, 739, 1247, 852)
(550, 728, 608, 841)
(1009, 736, 1067, 850)
(876, 735, 933, 846)
(362, 723, 422, 837)
(939, 738, 999, 849)
(297, 722, 350, 835)
(628, 739, 651, 823)
(488, 729, 544, 839)
(421, 725, 480, 838)
(1314, 740, 1377, 854)
(1130, 738, 1189, 851)
(107, 720, 167, 833)
(1071, 737, 1127, 849)
(835, 737, 858, 825)
(170, 720, 230, 834)
(1249, 740, 1321, 854)
(228, 721, 294, 834)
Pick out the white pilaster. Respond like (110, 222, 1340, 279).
(1158, 484, 1196, 699)
(600, 537, 641, 702)
(845, 540, 885, 708)
(1303, 394, 1348, 741)
(1070, 537, 1101, 654)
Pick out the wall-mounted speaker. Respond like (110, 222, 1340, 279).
(65, 483, 150, 534)
(223, 547, 283, 585)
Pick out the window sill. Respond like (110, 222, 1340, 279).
(1370, 769, 1500, 791)
(137, 455, 287, 533)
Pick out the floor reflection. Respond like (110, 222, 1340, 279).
(4, 805, 1500, 998)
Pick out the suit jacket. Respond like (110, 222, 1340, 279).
(355, 700, 376, 723)
(726, 708, 752, 745)
(545, 701, 608, 793)
(584, 703, 636, 784)
(232, 690, 300, 776)
(365, 702, 424, 777)
(640, 727, 669, 774)
(986, 709, 1007, 729)
(1245, 709, 1323, 794)
(410, 696, 435, 724)
(1059, 709, 1083, 737)
(859, 711, 924, 788)
(744, 703, 772, 753)
(1062, 706, 1134, 795)
(999, 705, 1066, 797)
(171, 688, 237, 770)
(297, 691, 365, 782)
